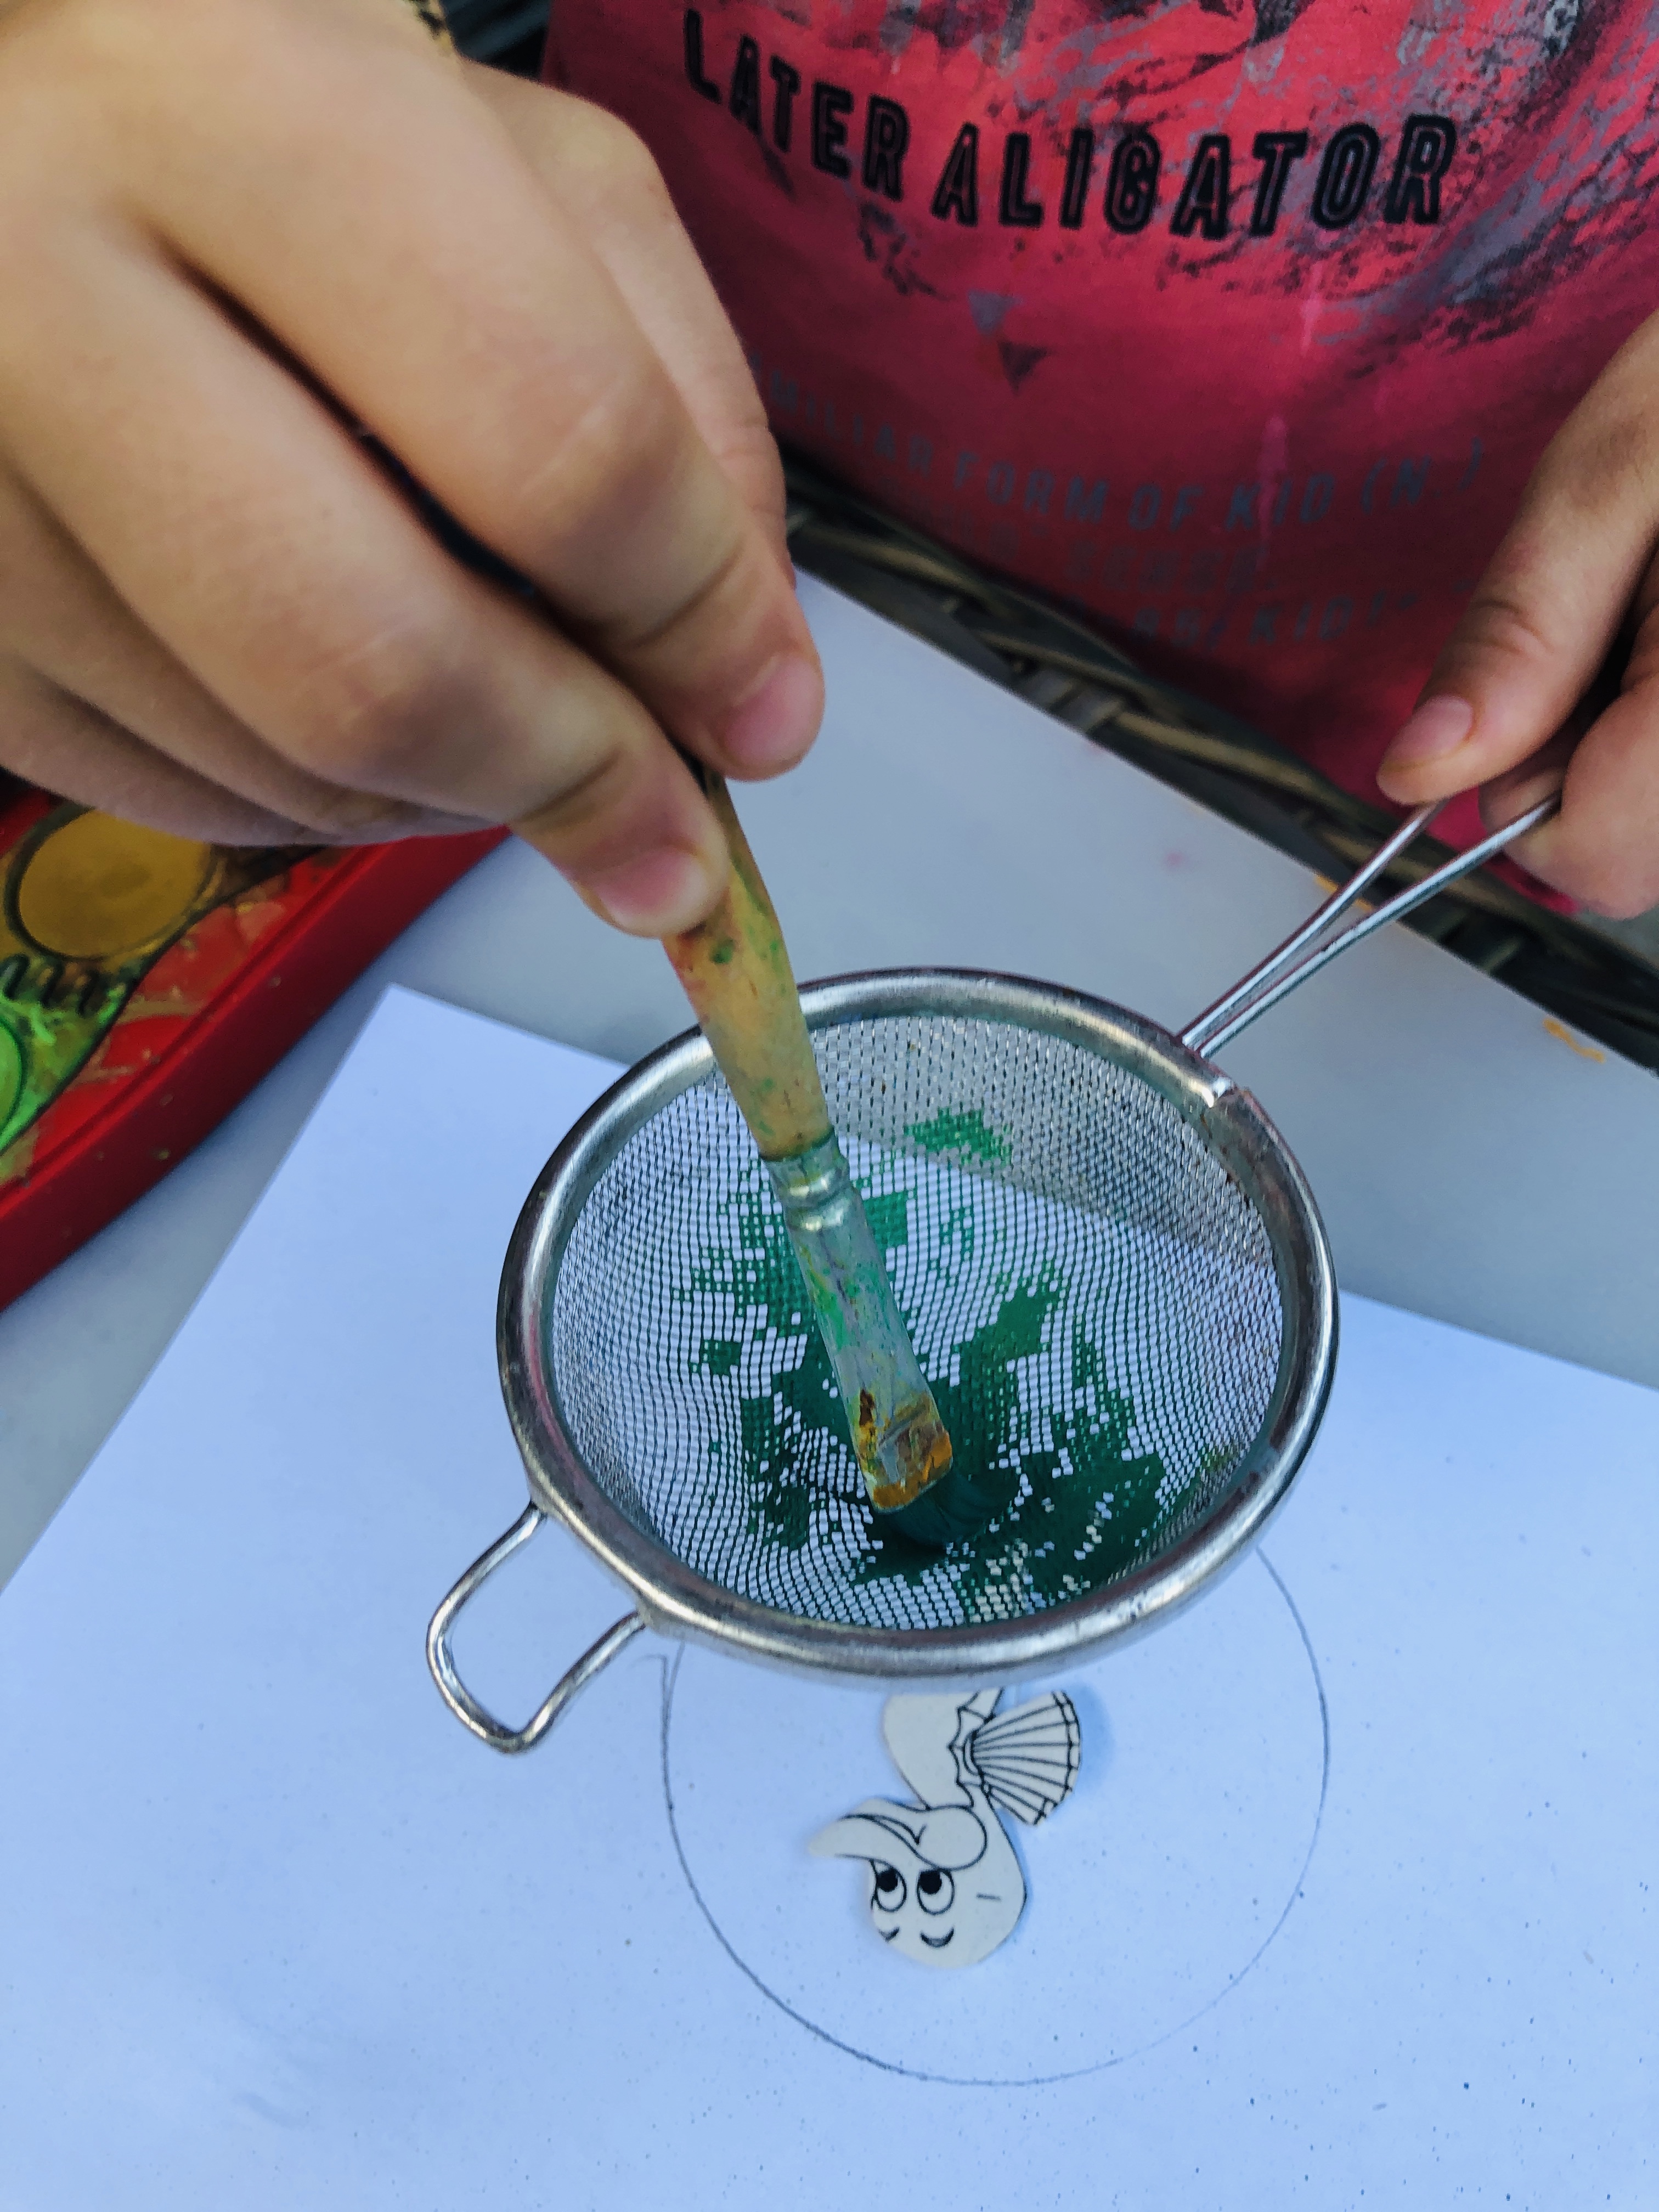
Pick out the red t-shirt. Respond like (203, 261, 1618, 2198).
(549, 0, 1659, 855)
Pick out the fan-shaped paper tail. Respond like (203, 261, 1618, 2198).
(966, 1692, 1080, 1824)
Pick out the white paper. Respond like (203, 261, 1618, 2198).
(2, 985, 1655, 2208)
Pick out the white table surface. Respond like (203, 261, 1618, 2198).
(2, 574, 1655, 1588)
(4, 986, 1653, 2207)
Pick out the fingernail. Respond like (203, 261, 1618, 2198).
(723, 653, 822, 771)
(578, 846, 725, 936)
(1381, 694, 1475, 771)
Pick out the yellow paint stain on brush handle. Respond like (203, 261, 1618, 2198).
(664, 775, 832, 1160)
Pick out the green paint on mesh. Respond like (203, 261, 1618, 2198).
(904, 1107, 1011, 1164)
(686, 1167, 1171, 1612)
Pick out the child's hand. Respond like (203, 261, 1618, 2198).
(0, 0, 821, 935)
(1378, 310, 1659, 918)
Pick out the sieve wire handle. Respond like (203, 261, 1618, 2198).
(426, 1505, 647, 1755)
(1180, 794, 1560, 1058)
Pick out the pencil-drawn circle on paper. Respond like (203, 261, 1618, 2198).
(661, 1552, 1327, 2084)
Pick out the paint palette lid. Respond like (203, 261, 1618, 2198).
(0, 788, 501, 1310)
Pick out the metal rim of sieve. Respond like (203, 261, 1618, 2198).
(475, 970, 1334, 1700)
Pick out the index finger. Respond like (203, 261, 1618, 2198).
(110, 0, 821, 781)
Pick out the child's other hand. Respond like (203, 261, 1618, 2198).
(1377, 311, 1659, 918)
(0, 0, 821, 935)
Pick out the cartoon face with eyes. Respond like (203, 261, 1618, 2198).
(810, 1689, 1079, 1971)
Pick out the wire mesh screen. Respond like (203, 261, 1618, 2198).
(546, 1015, 1283, 1633)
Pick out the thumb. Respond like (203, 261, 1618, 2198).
(1377, 332, 1659, 808)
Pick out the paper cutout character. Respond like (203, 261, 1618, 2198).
(810, 1688, 1080, 1968)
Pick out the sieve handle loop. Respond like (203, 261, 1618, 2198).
(1181, 794, 1560, 1058)
(426, 1504, 648, 1755)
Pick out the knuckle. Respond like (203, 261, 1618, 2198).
(1545, 402, 1659, 516)
(715, 411, 785, 485)
(1453, 582, 1565, 675)
(286, 602, 480, 791)
(515, 739, 631, 848)
(509, 367, 680, 547)
(565, 98, 669, 204)
(607, 526, 748, 664)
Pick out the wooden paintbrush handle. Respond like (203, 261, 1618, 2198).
(662, 768, 971, 1545)
(663, 772, 831, 1161)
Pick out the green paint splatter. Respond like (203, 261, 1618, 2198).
(905, 1107, 1011, 1165)
(689, 1189, 843, 1554)
(681, 1164, 1176, 1618)
(862, 1189, 910, 1250)
(856, 1293, 1169, 1613)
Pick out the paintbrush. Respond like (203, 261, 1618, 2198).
(664, 770, 985, 1550)
(356, 405, 970, 1537)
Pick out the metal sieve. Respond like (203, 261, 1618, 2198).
(428, 797, 1554, 1753)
